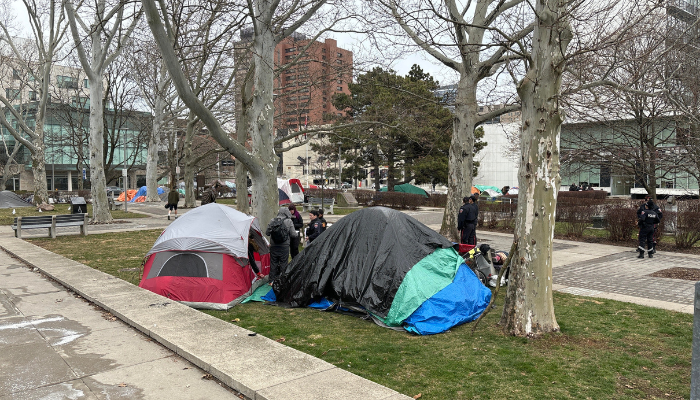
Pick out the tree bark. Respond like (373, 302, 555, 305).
(441, 76, 478, 241)
(183, 114, 197, 208)
(500, 0, 572, 337)
(146, 65, 167, 201)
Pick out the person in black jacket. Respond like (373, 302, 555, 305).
(638, 200, 661, 258)
(288, 204, 303, 258)
(306, 210, 324, 243)
(457, 195, 478, 245)
(637, 195, 663, 246)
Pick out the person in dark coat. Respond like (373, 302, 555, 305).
(458, 195, 478, 245)
(317, 208, 328, 233)
(637, 195, 663, 245)
(288, 204, 303, 258)
(638, 200, 661, 258)
(306, 210, 324, 243)
(166, 186, 179, 220)
(201, 184, 217, 205)
(265, 207, 298, 282)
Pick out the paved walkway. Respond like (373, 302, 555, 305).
(1, 203, 698, 399)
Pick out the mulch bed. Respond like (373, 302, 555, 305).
(649, 267, 700, 281)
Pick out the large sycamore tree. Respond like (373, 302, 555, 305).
(64, 0, 141, 222)
(144, 0, 341, 226)
(0, 0, 68, 204)
(377, 0, 532, 241)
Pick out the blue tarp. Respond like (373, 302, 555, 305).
(129, 186, 165, 202)
(403, 264, 492, 335)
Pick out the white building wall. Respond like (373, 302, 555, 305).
(473, 123, 520, 190)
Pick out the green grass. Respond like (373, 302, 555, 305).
(0, 204, 147, 225)
(29, 230, 691, 400)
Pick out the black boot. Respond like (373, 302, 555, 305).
(637, 249, 644, 259)
(648, 248, 654, 258)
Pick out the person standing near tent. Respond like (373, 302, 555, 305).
(458, 195, 478, 245)
(638, 200, 661, 258)
(288, 204, 303, 258)
(266, 207, 298, 282)
(166, 186, 180, 220)
(201, 183, 219, 205)
(317, 208, 328, 232)
(306, 210, 324, 244)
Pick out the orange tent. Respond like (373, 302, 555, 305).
(471, 186, 480, 195)
(117, 189, 138, 202)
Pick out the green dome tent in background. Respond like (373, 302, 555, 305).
(379, 183, 429, 198)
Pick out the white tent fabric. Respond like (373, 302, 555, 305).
(277, 178, 304, 203)
(146, 203, 267, 258)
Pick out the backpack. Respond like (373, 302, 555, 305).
(268, 217, 289, 243)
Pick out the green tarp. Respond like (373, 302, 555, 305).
(376, 247, 463, 327)
(379, 183, 429, 198)
(475, 185, 503, 195)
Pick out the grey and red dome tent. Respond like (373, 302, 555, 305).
(139, 203, 270, 310)
(271, 207, 492, 335)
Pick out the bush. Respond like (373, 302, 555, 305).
(558, 190, 608, 202)
(605, 206, 637, 242)
(675, 200, 700, 249)
(556, 198, 599, 238)
(349, 190, 376, 206)
(425, 194, 447, 208)
(370, 191, 424, 210)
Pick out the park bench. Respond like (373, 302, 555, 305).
(12, 214, 89, 239)
(302, 197, 335, 214)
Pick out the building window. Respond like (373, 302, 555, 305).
(322, 48, 326, 53)
(56, 75, 78, 89)
(285, 47, 296, 53)
(12, 69, 21, 80)
(28, 91, 37, 101)
(285, 55, 295, 60)
(5, 89, 20, 100)
(84, 79, 89, 88)
(71, 96, 90, 108)
(335, 60, 342, 64)
(322, 55, 326, 60)
(337, 79, 342, 84)
(337, 52, 342, 57)
(336, 86, 342, 91)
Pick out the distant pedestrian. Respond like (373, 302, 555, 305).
(637, 200, 661, 259)
(306, 210, 324, 244)
(166, 186, 179, 220)
(265, 207, 298, 282)
(637, 195, 662, 245)
(458, 195, 478, 245)
(288, 204, 303, 258)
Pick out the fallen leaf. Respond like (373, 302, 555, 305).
(413, 394, 422, 399)
(231, 318, 240, 322)
(55, 299, 63, 303)
(625, 384, 634, 389)
(202, 374, 214, 380)
(117, 383, 128, 387)
(276, 337, 286, 342)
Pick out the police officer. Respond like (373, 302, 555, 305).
(458, 195, 478, 245)
(317, 209, 328, 233)
(638, 200, 661, 259)
(306, 210, 324, 243)
(637, 195, 662, 246)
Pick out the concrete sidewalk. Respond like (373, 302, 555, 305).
(0, 236, 411, 400)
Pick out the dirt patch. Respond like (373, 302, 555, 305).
(649, 267, 700, 281)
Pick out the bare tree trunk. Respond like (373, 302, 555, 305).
(247, 23, 280, 227)
(146, 65, 167, 201)
(441, 77, 477, 241)
(88, 37, 112, 223)
(500, 0, 572, 337)
(236, 64, 254, 214)
(183, 114, 196, 208)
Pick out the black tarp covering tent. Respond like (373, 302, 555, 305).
(273, 207, 455, 318)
